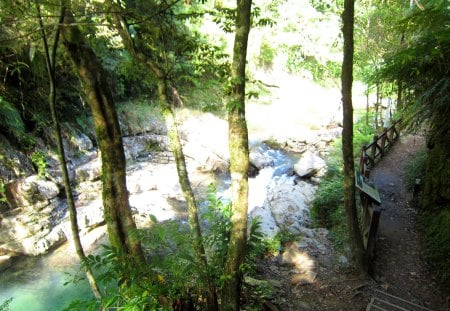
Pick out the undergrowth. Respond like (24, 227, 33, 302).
(64, 184, 271, 310)
(311, 112, 376, 250)
(419, 208, 450, 289)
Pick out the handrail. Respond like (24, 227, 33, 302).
(359, 119, 401, 178)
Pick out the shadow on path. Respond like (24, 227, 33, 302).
(370, 134, 448, 309)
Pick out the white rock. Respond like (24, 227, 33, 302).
(294, 150, 326, 178)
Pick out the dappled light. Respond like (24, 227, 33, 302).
(282, 243, 317, 286)
(0, 0, 448, 309)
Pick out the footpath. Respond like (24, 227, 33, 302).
(370, 134, 448, 310)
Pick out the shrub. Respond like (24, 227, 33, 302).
(404, 150, 427, 191)
(31, 151, 47, 177)
(421, 208, 450, 288)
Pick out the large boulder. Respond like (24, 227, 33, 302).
(249, 144, 274, 170)
(293, 150, 326, 178)
(265, 180, 315, 234)
(179, 113, 229, 173)
(5, 176, 59, 210)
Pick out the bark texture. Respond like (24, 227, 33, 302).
(341, 0, 367, 274)
(36, 1, 102, 299)
(110, 7, 217, 309)
(220, 1, 252, 310)
(60, 5, 144, 262)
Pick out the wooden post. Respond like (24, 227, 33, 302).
(371, 136, 378, 164)
(380, 131, 387, 154)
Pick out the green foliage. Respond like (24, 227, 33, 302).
(64, 184, 264, 309)
(420, 208, 450, 288)
(0, 179, 6, 203)
(257, 39, 276, 69)
(65, 245, 162, 310)
(285, 47, 341, 83)
(0, 298, 12, 311)
(311, 113, 377, 247)
(202, 183, 232, 282)
(183, 78, 225, 113)
(0, 96, 26, 141)
(404, 150, 427, 192)
(30, 151, 47, 177)
(376, 0, 449, 140)
(311, 168, 344, 227)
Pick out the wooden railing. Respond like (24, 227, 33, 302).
(359, 119, 401, 178)
(357, 119, 401, 271)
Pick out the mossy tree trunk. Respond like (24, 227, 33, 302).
(60, 1, 144, 263)
(35, 1, 102, 299)
(109, 7, 217, 309)
(220, 1, 252, 310)
(341, 0, 368, 274)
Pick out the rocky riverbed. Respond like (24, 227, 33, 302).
(0, 101, 341, 272)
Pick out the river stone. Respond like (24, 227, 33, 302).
(249, 205, 279, 239)
(6, 176, 59, 209)
(249, 146, 274, 169)
(294, 150, 326, 178)
(75, 157, 101, 182)
(179, 113, 229, 173)
(266, 180, 314, 234)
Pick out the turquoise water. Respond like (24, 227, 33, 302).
(0, 252, 93, 311)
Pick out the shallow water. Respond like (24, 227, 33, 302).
(0, 144, 300, 311)
(0, 253, 93, 311)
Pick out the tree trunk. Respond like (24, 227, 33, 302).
(341, 0, 367, 274)
(60, 3, 144, 263)
(220, 1, 252, 310)
(109, 8, 217, 309)
(36, 1, 102, 299)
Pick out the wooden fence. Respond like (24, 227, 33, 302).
(357, 119, 401, 270)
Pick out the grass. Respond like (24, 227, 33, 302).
(311, 113, 376, 250)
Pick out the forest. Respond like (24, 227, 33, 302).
(0, 0, 448, 310)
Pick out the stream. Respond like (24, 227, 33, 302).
(0, 142, 310, 310)
(0, 246, 93, 310)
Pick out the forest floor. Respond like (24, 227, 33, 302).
(253, 134, 449, 311)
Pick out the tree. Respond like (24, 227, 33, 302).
(34, 0, 102, 299)
(341, 0, 367, 273)
(376, 0, 449, 207)
(60, 0, 145, 263)
(107, 1, 218, 308)
(220, 0, 252, 309)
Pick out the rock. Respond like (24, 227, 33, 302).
(6, 176, 59, 210)
(0, 134, 34, 182)
(179, 113, 229, 173)
(75, 158, 101, 182)
(122, 134, 170, 162)
(294, 150, 326, 178)
(249, 205, 279, 239)
(265, 180, 315, 233)
(0, 255, 12, 272)
(339, 255, 349, 268)
(250, 145, 274, 169)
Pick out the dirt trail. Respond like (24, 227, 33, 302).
(370, 134, 448, 310)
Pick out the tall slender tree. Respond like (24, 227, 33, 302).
(34, 0, 102, 299)
(107, 2, 217, 308)
(341, 0, 367, 273)
(60, 0, 145, 263)
(220, 0, 252, 309)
